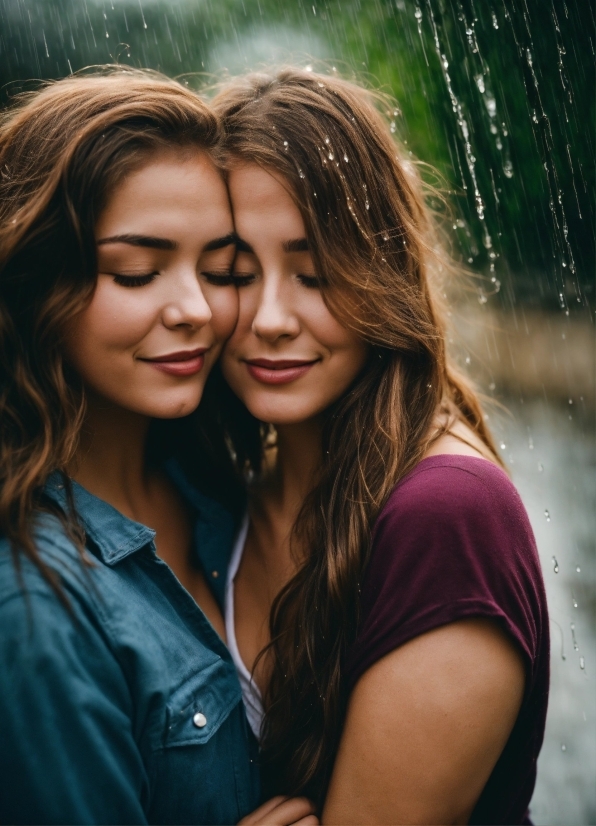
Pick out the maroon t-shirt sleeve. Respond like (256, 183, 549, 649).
(343, 455, 549, 825)
(345, 455, 546, 692)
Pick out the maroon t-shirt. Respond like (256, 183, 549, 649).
(344, 455, 549, 825)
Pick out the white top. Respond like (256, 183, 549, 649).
(225, 512, 265, 740)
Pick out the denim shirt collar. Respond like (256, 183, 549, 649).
(44, 462, 238, 606)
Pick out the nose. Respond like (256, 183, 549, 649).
(251, 274, 300, 342)
(162, 271, 212, 331)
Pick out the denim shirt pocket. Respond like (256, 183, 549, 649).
(164, 656, 241, 748)
(147, 657, 248, 825)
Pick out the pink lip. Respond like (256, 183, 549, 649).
(244, 358, 318, 385)
(141, 348, 208, 377)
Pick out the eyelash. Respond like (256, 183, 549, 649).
(112, 272, 157, 288)
(111, 270, 238, 288)
(297, 274, 320, 289)
(231, 274, 321, 289)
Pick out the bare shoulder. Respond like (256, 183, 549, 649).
(424, 418, 497, 463)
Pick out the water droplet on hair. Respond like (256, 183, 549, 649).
(552, 556, 559, 573)
(489, 382, 496, 391)
(492, 11, 499, 28)
(328, 152, 334, 160)
(414, 6, 422, 20)
(343, 154, 349, 163)
(503, 160, 514, 178)
(283, 140, 289, 151)
(544, 509, 551, 522)
(298, 169, 305, 179)
(390, 121, 396, 133)
(325, 136, 330, 144)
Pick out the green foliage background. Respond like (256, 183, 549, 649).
(1, 0, 593, 312)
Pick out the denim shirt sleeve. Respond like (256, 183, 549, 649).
(0, 587, 149, 825)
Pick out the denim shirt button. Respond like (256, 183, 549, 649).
(192, 712, 207, 728)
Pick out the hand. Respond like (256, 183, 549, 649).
(239, 795, 319, 825)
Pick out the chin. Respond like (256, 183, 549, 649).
(245, 395, 323, 426)
(131, 389, 205, 419)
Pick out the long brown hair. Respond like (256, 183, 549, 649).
(211, 67, 500, 803)
(0, 68, 238, 597)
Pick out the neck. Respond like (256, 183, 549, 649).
(69, 391, 152, 519)
(271, 417, 323, 516)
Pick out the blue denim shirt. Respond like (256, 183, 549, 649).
(0, 462, 259, 825)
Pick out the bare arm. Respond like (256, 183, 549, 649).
(322, 619, 525, 825)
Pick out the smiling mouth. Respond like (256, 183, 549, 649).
(244, 358, 319, 385)
(141, 348, 209, 377)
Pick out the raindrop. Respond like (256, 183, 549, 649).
(561, 744, 567, 752)
(528, 435, 534, 450)
(552, 556, 559, 573)
(576, 566, 581, 573)
(544, 509, 551, 521)
(571, 623, 578, 650)
(488, 382, 496, 391)
(537, 462, 544, 473)
(465, 355, 471, 364)
(580, 656, 585, 670)
(573, 597, 578, 609)
(500, 442, 506, 450)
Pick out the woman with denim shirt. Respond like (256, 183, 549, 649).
(0, 69, 316, 826)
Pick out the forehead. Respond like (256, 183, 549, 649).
(96, 151, 231, 237)
(227, 163, 305, 241)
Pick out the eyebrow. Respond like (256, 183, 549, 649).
(283, 238, 309, 253)
(96, 232, 238, 252)
(234, 237, 310, 254)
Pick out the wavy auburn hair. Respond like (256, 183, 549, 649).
(211, 67, 501, 803)
(0, 68, 232, 595)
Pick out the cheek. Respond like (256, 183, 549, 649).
(70, 281, 156, 357)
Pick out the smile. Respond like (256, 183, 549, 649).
(244, 358, 319, 385)
(141, 348, 208, 377)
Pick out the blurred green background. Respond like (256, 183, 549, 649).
(1, 1, 594, 822)
(0, 0, 593, 314)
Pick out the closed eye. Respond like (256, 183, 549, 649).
(232, 272, 257, 287)
(110, 271, 158, 288)
(200, 269, 236, 286)
(297, 273, 322, 289)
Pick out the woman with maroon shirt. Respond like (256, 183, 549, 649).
(212, 68, 549, 825)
